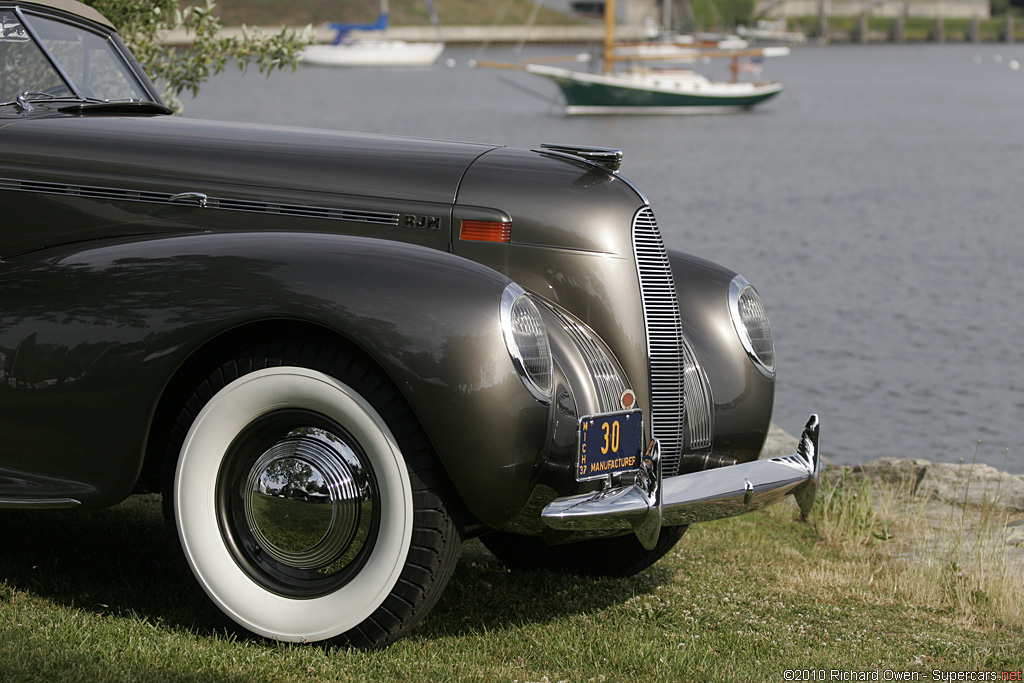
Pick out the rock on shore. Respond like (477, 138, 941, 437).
(847, 457, 1024, 513)
(762, 424, 1024, 512)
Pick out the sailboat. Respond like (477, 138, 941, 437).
(301, 0, 444, 67)
(476, 0, 788, 115)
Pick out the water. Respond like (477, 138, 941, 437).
(186, 43, 1024, 472)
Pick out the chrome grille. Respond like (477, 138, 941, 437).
(546, 305, 626, 413)
(680, 336, 713, 451)
(632, 208, 713, 475)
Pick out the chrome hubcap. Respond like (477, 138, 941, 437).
(242, 427, 374, 574)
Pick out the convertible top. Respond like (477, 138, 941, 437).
(7, 0, 114, 29)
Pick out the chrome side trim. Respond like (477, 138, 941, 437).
(541, 415, 821, 549)
(0, 497, 81, 509)
(0, 177, 401, 226)
(170, 191, 208, 208)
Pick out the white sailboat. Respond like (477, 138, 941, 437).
(301, 0, 444, 67)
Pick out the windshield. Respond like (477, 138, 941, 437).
(0, 10, 69, 103)
(0, 9, 147, 106)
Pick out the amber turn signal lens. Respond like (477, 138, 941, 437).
(460, 220, 511, 243)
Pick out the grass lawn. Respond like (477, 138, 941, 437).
(1, 474, 1021, 682)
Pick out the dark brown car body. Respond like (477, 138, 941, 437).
(0, 0, 819, 647)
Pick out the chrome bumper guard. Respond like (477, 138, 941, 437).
(541, 415, 821, 550)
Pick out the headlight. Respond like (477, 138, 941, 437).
(500, 283, 554, 403)
(729, 276, 775, 377)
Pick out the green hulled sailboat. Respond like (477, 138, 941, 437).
(522, 59, 785, 115)
(477, 0, 788, 115)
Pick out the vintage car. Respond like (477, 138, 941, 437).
(0, 0, 820, 648)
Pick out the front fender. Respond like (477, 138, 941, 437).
(0, 232, 547, 525)
(668, 250, 774, 461)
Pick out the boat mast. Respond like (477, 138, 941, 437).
(425, 0, 442, 40)
(604, 0, 615, 74)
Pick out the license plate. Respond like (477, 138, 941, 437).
(576, 411, 643, 481)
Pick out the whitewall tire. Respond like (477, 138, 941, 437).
(165, 343, 461, 648)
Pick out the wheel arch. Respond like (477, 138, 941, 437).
(137, 296, 541, 531)
(139, 319, 393, 495)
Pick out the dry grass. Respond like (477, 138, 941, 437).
(808, 464, 1024, 630)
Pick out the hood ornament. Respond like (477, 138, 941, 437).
(538, 143, 623, 172)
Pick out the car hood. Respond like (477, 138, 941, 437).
(0, 114, 497, 205)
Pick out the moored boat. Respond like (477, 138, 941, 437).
(474, 0, 788, 115)
(300, 0, 443, 67)
(523, 62, 784, 115)
(302, 39, 444, 67)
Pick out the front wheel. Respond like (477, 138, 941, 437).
(165, 346, 460, 647)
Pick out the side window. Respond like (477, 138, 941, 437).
(0, 11, 70, 103)
(23, 12, 145, 101)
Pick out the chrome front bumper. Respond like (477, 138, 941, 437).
(541, 415, 821, 550)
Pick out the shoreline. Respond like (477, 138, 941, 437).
(762, 424, 1024, 514)
(762, 424, 1024, 566)
(159, 22, 1021, 47)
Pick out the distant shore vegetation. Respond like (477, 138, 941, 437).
(179, 0, 582, 28)
(184, 0, 1023, 45)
